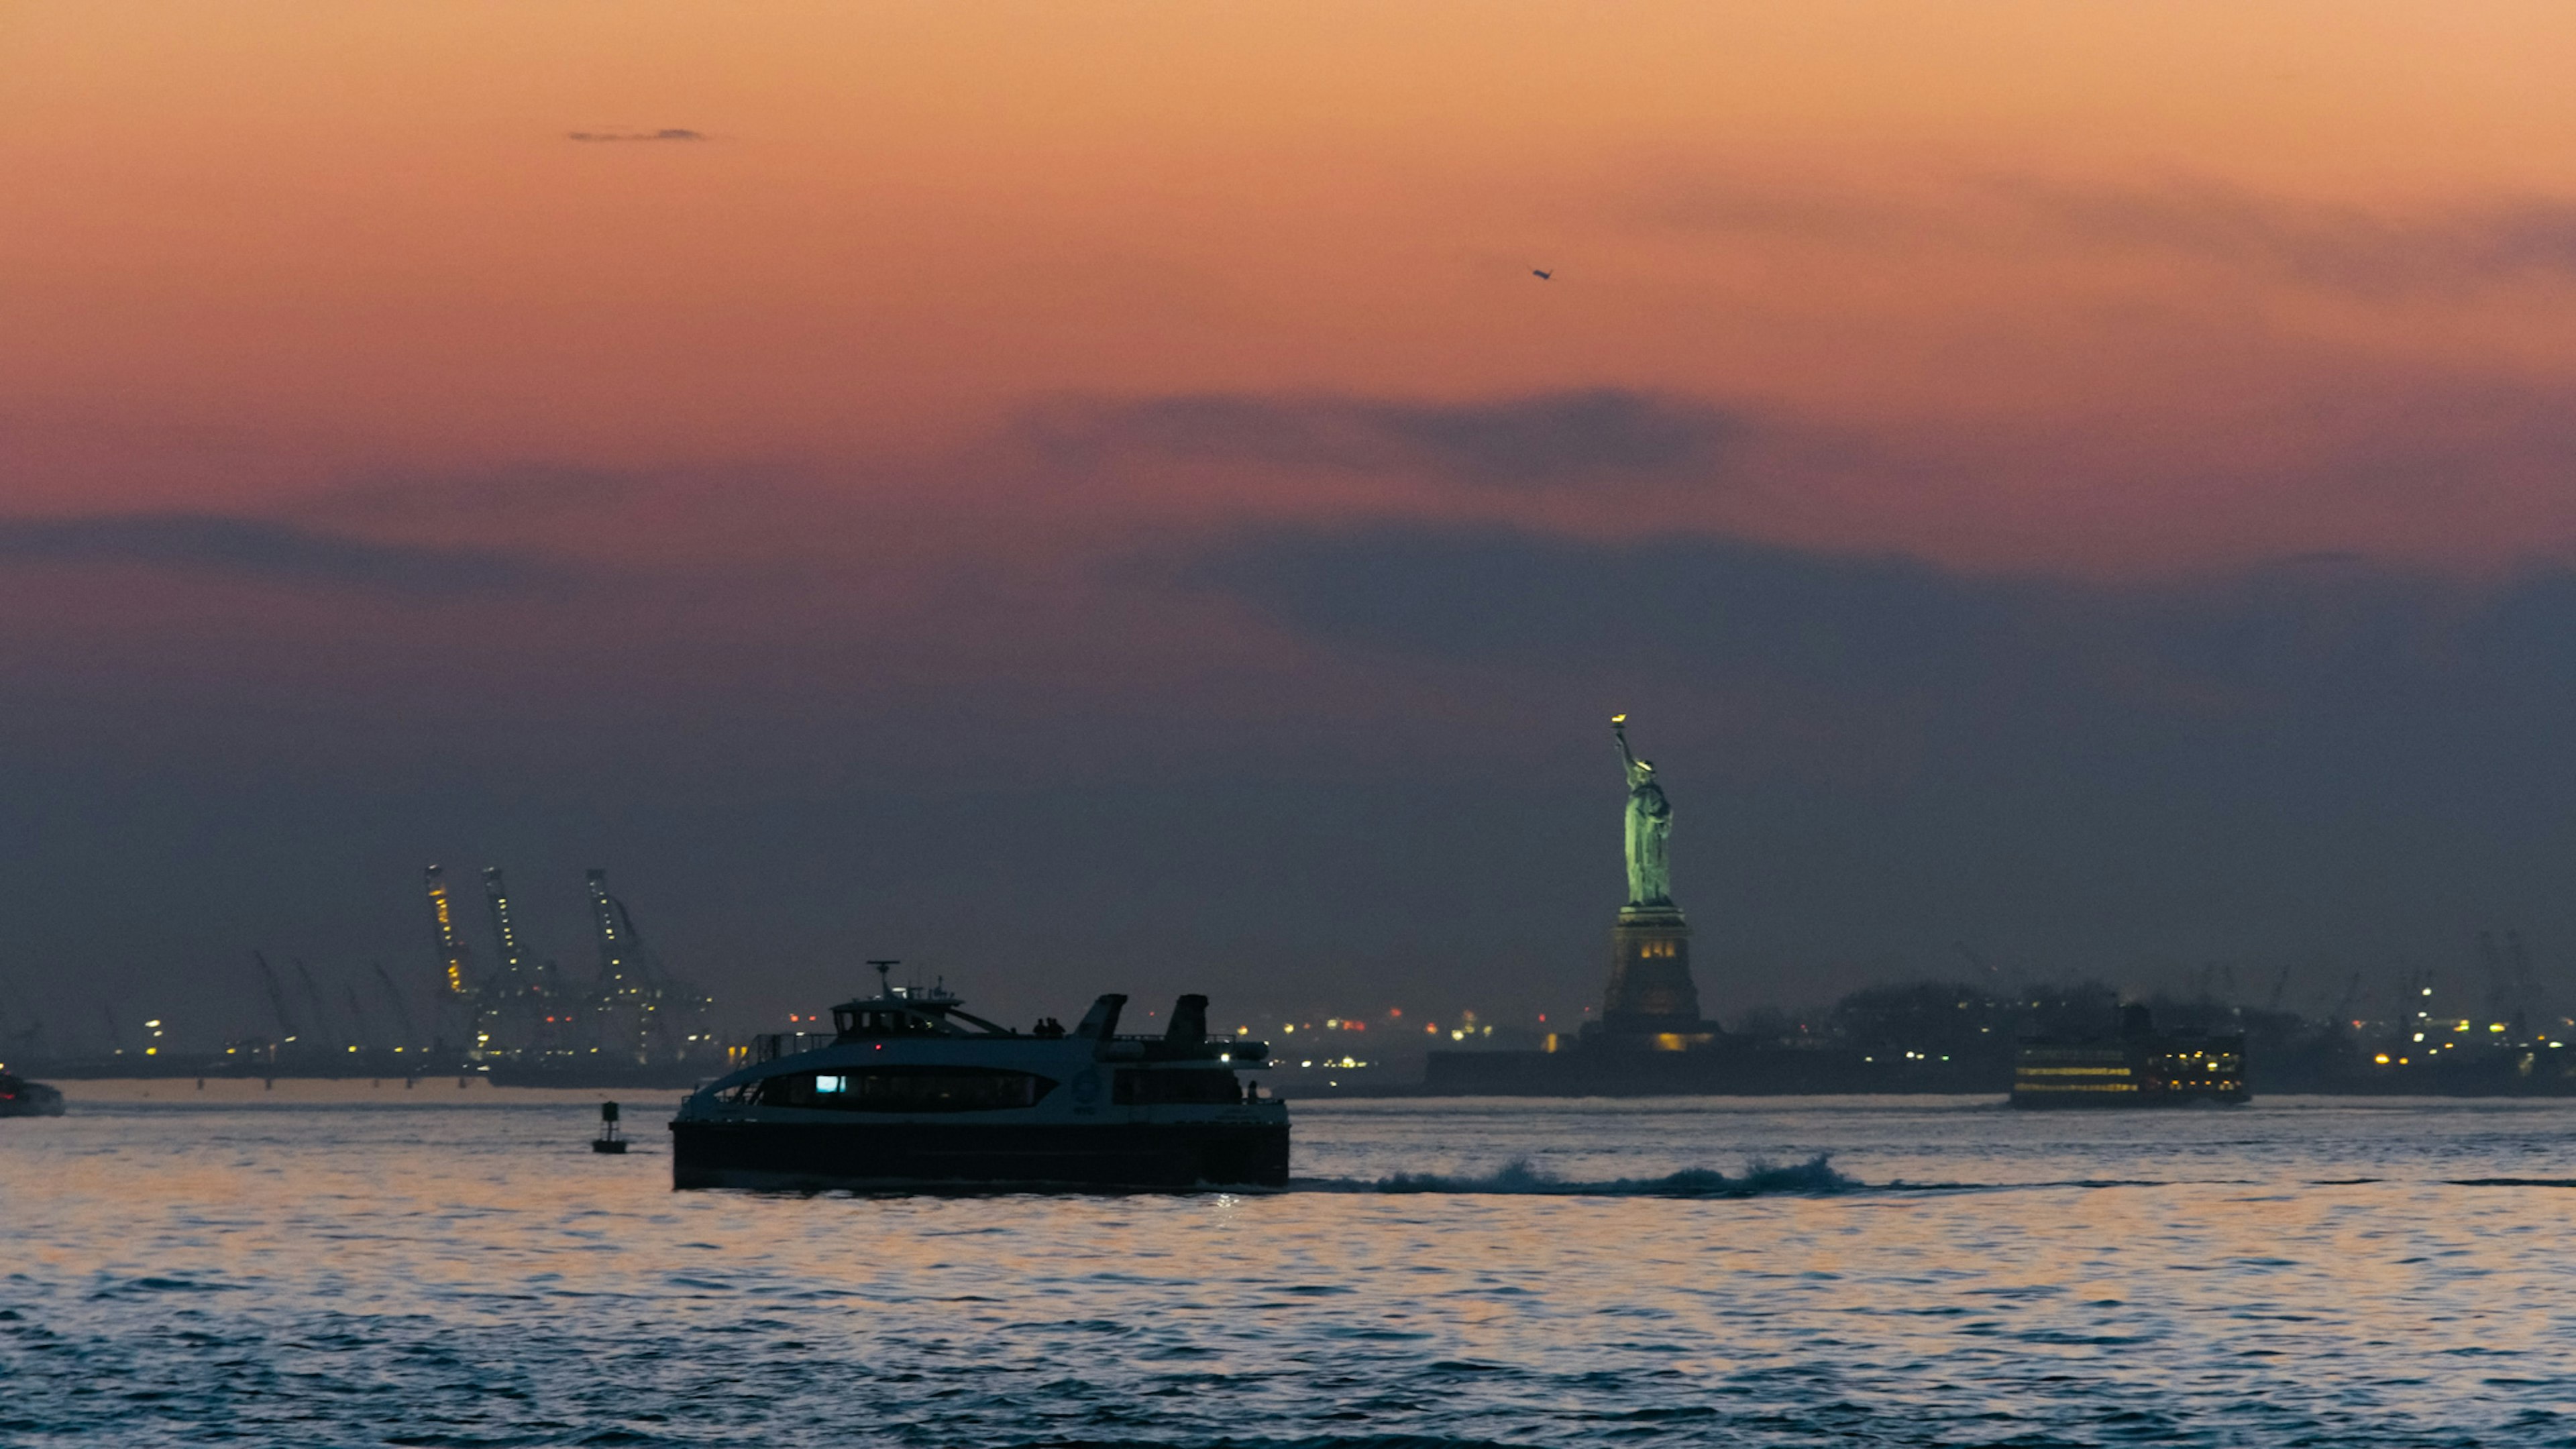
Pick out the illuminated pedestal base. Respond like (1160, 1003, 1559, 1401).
(1597, 905, 1709, 1044)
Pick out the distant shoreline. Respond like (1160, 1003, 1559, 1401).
(30, 1077, 697, 1106)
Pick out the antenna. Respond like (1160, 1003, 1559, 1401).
(867, 959, 901, 998)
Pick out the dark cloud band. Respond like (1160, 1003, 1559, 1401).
(0, 513, 566, 598)
(1027, 388, 1743, 490)
(1175, 522, 2543, 713)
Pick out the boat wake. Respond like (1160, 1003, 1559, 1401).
(1298, 1152, 1862, 1197)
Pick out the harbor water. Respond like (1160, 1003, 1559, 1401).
(5, 1091, 2576, 1446)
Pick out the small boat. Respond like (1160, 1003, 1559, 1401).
(669, 978, 1286, 1191)
(0, 1071, 66, 1118)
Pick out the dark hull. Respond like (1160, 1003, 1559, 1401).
(0, 1087, 65, 1118)
(671, 1118, 1290, 1191)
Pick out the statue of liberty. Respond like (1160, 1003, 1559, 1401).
(1612, 714, 1673, 908)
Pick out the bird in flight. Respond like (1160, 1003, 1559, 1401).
(1531, 268, 1553, 280)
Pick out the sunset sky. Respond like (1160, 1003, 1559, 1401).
(10, 3, 2576, 1042)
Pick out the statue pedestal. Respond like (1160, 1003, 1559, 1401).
(1597, 905, 1708, 1043)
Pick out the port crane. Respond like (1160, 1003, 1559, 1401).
(482, 867, 533, 988)
(398, 862, 714, 1070)
(586, 869, 647, 1000)
(2506, 930, 2543, 1028)
(423, 864, 517, 1056)
(292, 959, 337, 1051)
(253, 951, 300, 1047)
(588, 868, 683, 1059)
(342, 983, 380, 1054)
(372, 962, 420, 1053)
(477, 865, 555, 1049)
(423, 865, 476, 998)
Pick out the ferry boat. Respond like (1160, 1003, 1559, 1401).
(2011, 1004, 2248, 1108)
(669, 979, 1287, 1190)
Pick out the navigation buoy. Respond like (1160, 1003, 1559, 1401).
(592, 1099, 628, 1154)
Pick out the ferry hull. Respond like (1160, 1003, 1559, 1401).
(671, 1118, 1290, 1191)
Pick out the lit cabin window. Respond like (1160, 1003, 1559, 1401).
(729, 1067, 1056, 1112)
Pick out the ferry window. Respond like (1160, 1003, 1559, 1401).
(747, 1067, 1055, 1112)
(836, 1010, 944, 1038)
(1112, 1069, 1242, 1106)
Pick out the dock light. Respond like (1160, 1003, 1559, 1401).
(2374, 1053, 2390, 1065)
(2490, 1023, 2506, 1033)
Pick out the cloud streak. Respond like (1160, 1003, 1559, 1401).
(1989, 177, 2576, 294)
(0, 514, 568, 597)
(1027, 389, 1744, 490)
(566, 128, 705, 143)
(1646, 169, 2576, 294)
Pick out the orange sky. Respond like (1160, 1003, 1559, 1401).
(11, 1, 2576, 575)
(18, 2, 2576, 1032)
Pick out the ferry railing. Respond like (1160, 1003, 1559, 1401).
(751, 1031, 837, 1063)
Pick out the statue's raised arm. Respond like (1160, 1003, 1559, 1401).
(1613, 714, 1647, 787)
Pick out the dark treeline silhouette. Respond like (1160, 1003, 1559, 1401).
(1725, 977, 2573, 1095)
